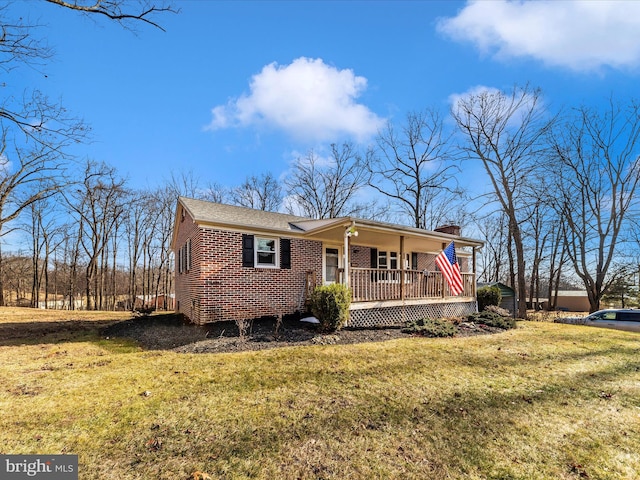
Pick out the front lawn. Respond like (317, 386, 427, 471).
(1, 308, 639, 479)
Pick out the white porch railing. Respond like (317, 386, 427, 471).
(349, 268, 476, 303)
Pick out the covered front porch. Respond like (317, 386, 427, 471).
(345, 269, 478, 328)
(295, 216, 483, 327)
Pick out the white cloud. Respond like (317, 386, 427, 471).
(437, 0, 640, 72)
(206, 57, 384, 142)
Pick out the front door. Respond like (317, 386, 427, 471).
(324, 246, 341, 284)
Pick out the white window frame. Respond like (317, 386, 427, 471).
(323, 245, 342, 284)
(378, 250, 388, 269)
(378, 250, 400, 283)
(389, 251, 398, 270)
(254, 236, 279, 268)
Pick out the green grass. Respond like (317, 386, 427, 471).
(1, 308, 640, 479)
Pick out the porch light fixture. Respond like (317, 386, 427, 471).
(346, 226, 358, 237)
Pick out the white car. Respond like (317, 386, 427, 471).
(557, 309, 640, 333)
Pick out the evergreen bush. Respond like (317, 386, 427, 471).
(477, 285, 502, 311)
(310, 283, 351, 332)
(468, 311, 516, 330)
(402, 317, 458, 337)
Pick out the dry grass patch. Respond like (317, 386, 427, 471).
(1, 311, 640, 479)
(0, 307, 135, 323)
(0, 306, 136, 347)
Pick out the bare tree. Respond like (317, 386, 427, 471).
(166, 170, 204, 200)
(66, 160, 127, 310)
(0, 1, 175, 307)
(124, 191, 152, 310)
(452, 85, 556, 318)
(231, 172, 282, 211)
(148, 186, 175, 311)
(0, 0, 176, 204)
(284, 142, 371, 219)
(521, 199, 554, 308)
(475, 211, 509, 283)
(201, 181, 228, 203)
(0, 4, 87, 154)
(545, 220, 568, 311)
(549, 100, 640, 312)
(26, 196, 66, 307)
(369, 109, 461, 229)
(45, 0, 177, 31)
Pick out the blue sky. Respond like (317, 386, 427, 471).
(13, 0, 640, 193)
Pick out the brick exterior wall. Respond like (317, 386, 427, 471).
(349, 245, 438, 271)
(175, 209, 322, 324)
(349, 245, 469, 272)
(349, 245, 371, 268)
(174, 208, 203, 323)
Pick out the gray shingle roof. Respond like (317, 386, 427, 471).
(177, 196, 484, 249)
(179, 197, 310, 232)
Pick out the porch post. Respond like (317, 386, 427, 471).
(441, 242, 446, 297)
(472, 246, 477, 297)
(344, 228, 350, 288)
(344, 222, 358, 288)
(400, 235, 405, 300)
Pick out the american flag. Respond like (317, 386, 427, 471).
(435, 241, 464, 296)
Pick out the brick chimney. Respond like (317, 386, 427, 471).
(434, 225, 461, 236)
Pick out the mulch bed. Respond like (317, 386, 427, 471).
(103, 314, 507, 354)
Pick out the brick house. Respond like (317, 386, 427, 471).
(172, 197, 483, 327)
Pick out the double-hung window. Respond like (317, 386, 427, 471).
(255, 237, 278, 268)
(378, 251, 388, 269)
(389, 252, 398, 269)
(377, 250, 400, 282)
(242, 234, 290, 269)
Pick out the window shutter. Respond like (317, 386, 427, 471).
(370, 248, 378, 268)
(186, 239, 192, 271)
(280, 238, 291, 269)
(242, 234, 254, 267)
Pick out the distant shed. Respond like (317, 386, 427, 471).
(478, 282, 516, 316)
(541, 290, 590, 312)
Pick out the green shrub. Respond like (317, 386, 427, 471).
(402, 317, 458, 337)
(477, 286, 502, 311)
(310, 283, 351, 332)
(468, 311, 516, 330)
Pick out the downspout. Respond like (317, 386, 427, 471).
(400, 235, 405, 300)
(473, 246, 478, 312)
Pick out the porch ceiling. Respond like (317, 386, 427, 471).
(301, 221, 481, 255)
